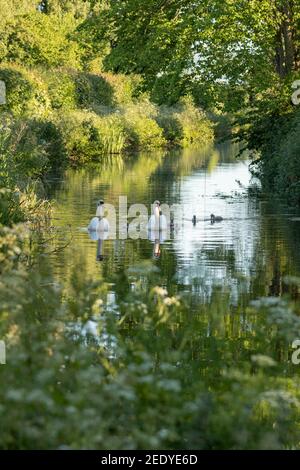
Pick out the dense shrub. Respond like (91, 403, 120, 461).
(0, 116, 55, 226)
(273, 111, 300, 205)
(156, 108, 184, 145)
(0, 248, 300, 449)
(122, 98, 167, 150)
(245, 90, 300, 206)
(157, 96, 214, 146)
(1, 12, 80, 68)
(0, 64, 214, 163)
(56, 110, 128, 162)
(101, 72, 143, 105)
(0, 65, 50, 117)
(174, 96, 214, 146)
(74, 72, 115, 109)
(42, 69, 77, 110)
(74, 72, 142, 111)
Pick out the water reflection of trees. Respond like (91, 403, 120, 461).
(47, 143, 300, 324)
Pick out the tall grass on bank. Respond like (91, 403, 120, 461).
(0, 117, 51, 227)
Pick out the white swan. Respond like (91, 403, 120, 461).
(88, 216, 110, 232)
(148, 200, 168, 231)
(88, 199, 110, 232)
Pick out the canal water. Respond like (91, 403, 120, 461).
(46, 142, 300, 312)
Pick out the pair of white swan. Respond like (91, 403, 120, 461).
(88, 200, 169, 234)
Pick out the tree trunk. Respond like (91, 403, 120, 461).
(274, 0, 299, 77)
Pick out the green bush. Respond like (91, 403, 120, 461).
(156, 107, 184, 145)
(0, 65, 51, 117)
(74, 72, 115, 110)
(247, 101, 300, 206)
(2, 12, 80, 68)
(0, 64, 214, 163)
(101, 72, 143, 106)
(42, 69, 77, 110)
(157, 96, 214, 147)
(175, 96, 214, 146)
(0, 224, 26, 275)
(274, 111, 300, 205)
(56, 110, 128, 162)
(122, 98, 167, 150)
(0, 116, 57, 226)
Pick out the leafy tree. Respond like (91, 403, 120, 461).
(97, 0, 299, 106)
(1, 10, 81, 67)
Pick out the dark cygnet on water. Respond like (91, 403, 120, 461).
(210, 214, 223, 224)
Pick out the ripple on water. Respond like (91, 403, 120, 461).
(47, 145, 300, 304)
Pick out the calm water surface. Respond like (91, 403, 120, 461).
(46, 142, 300, 311)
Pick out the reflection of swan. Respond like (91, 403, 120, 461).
(96, 238, 104, 261)
(154, 239, 161, 258)
(148, 230, 166, 259)
(88, 199, 110, 232)
(87, 224, 109, 260)
(148, 200, 168, 231)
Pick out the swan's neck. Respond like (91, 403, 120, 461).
(154, 206, 160, 218)
(96, 206, 104, 218)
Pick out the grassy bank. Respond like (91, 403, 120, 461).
(0, 64, 214, 166)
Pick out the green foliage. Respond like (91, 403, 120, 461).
(0, 65, 51, 117)
(71, 2, 111, 70)
(0, 249, 300, 449)
(1, 65, 143, 113)
(41, 0, 92, 17)
(0, 116, 54, 226)
(158, 96, 214, 147)
(42, 70, 77, 110)
(274, 111, 300, 205)
(236, 83, 300, 205)
(101, 0, 300, 110)
(0, 1, 109, 70)
(74, 71, 115, 109)
(0, 64, 213, 164)
(0, 1, 37, 29)
(121, 98, 167, 150)
(101, 72, 143, 106)
(1, 11, 80, 68)
(56, 110, 127, 162)
(0, 224, 25, 274)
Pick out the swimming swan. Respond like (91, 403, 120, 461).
(88, 199, 110, 232)
(148, 200, 168, 231)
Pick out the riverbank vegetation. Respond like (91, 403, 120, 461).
(0, 63, 213, 163)
(0, 1, 214, 167)
(96, 0, 300, 205)
(1, 1, 299, 201)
